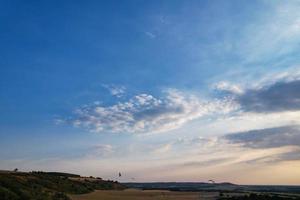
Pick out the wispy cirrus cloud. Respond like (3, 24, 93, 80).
(102, 84, 126, 98)
(87, 144, 115, 158)
(213, 81, 244, 95)
(237, 1, 300, 64)
(145, 31, 156, 39)
(70, 89, 237, 134)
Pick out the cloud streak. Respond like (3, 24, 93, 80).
(237, 1, 300, 63)
(224, 125, 300, 149)
(102, 84, 126, 98)
(87, 144, 115, 157)
(223, 125, 300, 164)
(70, 89, 236, 134)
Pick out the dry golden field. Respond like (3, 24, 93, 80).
(69, 189, 219, 200)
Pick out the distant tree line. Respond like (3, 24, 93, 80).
(218, 193, 300, 200)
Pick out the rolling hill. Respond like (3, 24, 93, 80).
(0, 170, 126, 200)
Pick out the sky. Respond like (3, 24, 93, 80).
(1, 0, 300, 185)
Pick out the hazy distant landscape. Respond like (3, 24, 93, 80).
(124, 182, 300, 194)
(70, 190, 300, 200)
(1, 170, 300, 200)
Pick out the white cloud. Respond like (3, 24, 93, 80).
(70, 89, 237, 134)
(102, 84, 126, 98)
(213, 81, 244, 94)
(145, 31, 156, 39)
(67, 69, 300, 136)
(252, 68, 300, 89)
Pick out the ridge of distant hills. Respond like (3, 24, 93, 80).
(124, 182, 300, 193)
(0, 170, 126, 200)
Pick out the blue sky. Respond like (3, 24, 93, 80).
(1, 0, 300, 184)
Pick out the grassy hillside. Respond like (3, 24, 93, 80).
(0, 171, 126, 200)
